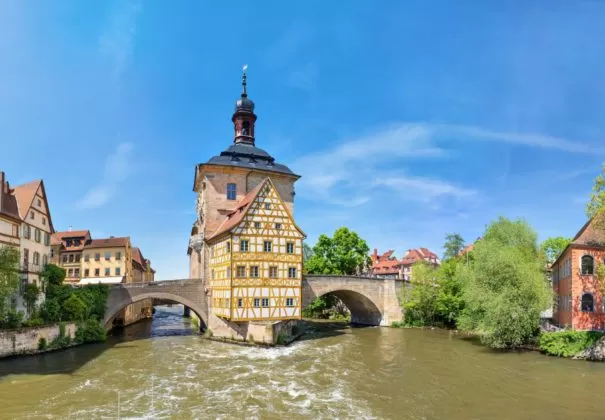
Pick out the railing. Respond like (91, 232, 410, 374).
(112, 278, 203, 288)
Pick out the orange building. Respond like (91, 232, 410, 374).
(552, 218, 605, 330)
(371, 247, 440, 281)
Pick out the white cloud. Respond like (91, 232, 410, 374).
(76, 142, 134, 210)
(98, 0, 142, 78)
(374, 176, 476, 201)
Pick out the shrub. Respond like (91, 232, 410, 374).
(75, 319, 107, 344)
(1, 309, 24, 329)
(23, 317, 45, 328)
(22, 283, 40, 315)
(51, 322, 72, 348)
(539, 331, 604, 357)
(38, 337, 47, 350)
(41, 298, 61, 323)
(62, 294, 88, 321)
(391, 321, 406, 328)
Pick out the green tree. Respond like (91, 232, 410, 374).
(443, 233, 466, 261)
(435, 258, 466, 327)
(0, 246, 20, 320)
(305, 227, 371, 275)
(540, 236, 572, 265)
(22, 283, 40, 315)
(587, 163, 605, 233)
(400, 262, 440, 326)
(458, 217, 552, 349)
(41, 264, 66, 288)
(62, 294, 88, 321)
(303, 243, 314, 262)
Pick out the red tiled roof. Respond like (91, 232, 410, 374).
(84, 237, 130, 249)
(207, 179, 269, 241)
(401, 248, 439, 265)
(52, 230, 92, 250)
(12, 180, 41, 220)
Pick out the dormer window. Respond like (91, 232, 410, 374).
(227, 183, 236, 200)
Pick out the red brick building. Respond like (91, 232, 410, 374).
(552, 218, 605, 330)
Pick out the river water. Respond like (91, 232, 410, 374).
(1, 306, 604, 419)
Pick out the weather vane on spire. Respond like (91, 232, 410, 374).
(242, 64, 248, 96)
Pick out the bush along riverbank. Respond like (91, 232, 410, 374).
(0, 265, 108, 358)
(539, 330, 605, 360)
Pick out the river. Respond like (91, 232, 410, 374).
(0, 306, 604, 419)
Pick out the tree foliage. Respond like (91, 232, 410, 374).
(304, 227, 371, 275)
(22, 283, 40, 315)
(0, 246, 20, 321)
(41, 264, 66, 287)
(303, 243, 314, 262)
(540, 236, 571, 265)
(63, 294, 88, 321)
(443, 233, 465, 261)
(587, 163, 605, 234)
(457, 217, 552, 349)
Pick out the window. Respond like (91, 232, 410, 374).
(42, 255, 48, 266)
(23, 225, 30, 239)
(286, 242, 294, 254)
(68, 268, 73, 277)
(116, 252, 122, 261)
(33, 252, 39, 265)
(261, 298, 269, 307)
(238, 298, 243, 308)
(84, 269, 90, 277)
(240, 240, 249, 252)
(42, 217, 46, 225)
(105, 268, 110, 276)
(210, 247, 215, 258)
(254, 222, 261, 229)
(75, 268, 80, 277)
(69, 254, 74, 263)
(254, 298, 260, 307)
(263, 241, 272, 252)
(269, 266, 278, 278)
(74, 239, 81, 246)
(581, 293, 594, 312)
(11, 224, 17, 237)
(84, 254, 90, 262)
(30, 211, 34, 220)
(105, 252, 111, 261)
(581, 255, 594, 275)
(226, 241, 231, 253)
(62, 255, 68, 263)
(34, 229, 41, 243)
(265, 202, 271, 210)
(275, 223, 281, 229)
(37, 199, 41, 207)
(236, 266, 246, 277)
(115, 267, 121, 276)
(288, 267, 297, 278)
(286, 298, 294, 307)
(94, 253, 100, 261)
(66, 239, 72, 247)
(75, 254, 81, 263)
(241, 121, 250, 135)
(227, 267, 231, 278)
(250, 266, 259, 277)
(94, 268, 100, 277)
(211, 269, 215, 280)
(44, 233, 50, 246)
(227, 183, 237, 200)
(50, 249, 54, 258)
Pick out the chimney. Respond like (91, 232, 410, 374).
(373, 248, 378, 258)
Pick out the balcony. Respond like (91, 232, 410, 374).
(189, 233, 204, 252)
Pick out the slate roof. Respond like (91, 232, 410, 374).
(205, 143, 298, 177)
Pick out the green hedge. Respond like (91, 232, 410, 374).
(539, 330, 604, 357)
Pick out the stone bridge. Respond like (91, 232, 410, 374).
(105, 276, 403, 328)
(104, 279, 208, 328)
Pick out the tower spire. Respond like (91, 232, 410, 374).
(242, 64, 248, 97)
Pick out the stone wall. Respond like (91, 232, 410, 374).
(0, 323, 77, 358)
(207, 313, 299, 345)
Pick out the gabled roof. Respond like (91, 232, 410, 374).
(401, 247, 439, 265)
(84, 237, 130, 249)
(13, 180, 41, 220)
(52, 230, 92, 250)
(206, 177, 305, 242)
(551, 216, 605, 267)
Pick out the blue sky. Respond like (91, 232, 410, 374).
(2, 1, 605, 278)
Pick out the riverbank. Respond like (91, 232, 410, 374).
(0, 323, 77, 359)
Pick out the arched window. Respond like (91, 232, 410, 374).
(581, 293, 594, 312)
(241, 121, 250, 136)
(581, 255, 594, 275)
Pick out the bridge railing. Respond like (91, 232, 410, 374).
(111, 279, 203, 288)
(304, 274, 401, 281)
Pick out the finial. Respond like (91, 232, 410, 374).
(242, 64, 248, 96)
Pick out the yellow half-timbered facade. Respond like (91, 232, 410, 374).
(207, 178, 305, 322)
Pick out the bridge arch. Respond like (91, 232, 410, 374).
(302, 275, 402, 326)
(104, 281, 209, 329)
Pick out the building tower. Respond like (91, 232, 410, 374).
(188, 68, 304, 343)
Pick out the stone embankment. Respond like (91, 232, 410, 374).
(574, 336, 605, 361)
(0, 323, 77, 358)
